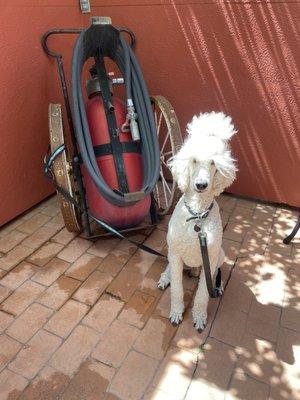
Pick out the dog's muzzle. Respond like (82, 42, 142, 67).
(194, 180, 208, 192)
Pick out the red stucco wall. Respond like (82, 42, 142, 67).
(0, 1, 299, 226)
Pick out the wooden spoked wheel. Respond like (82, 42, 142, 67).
(151, 95, 183, 215)
(49, 103, 82, 233)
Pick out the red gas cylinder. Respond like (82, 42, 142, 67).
(82, 78, 151, 229)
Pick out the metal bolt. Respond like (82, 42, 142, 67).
(79, 0, 91, 13)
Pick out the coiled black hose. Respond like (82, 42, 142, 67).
(71, 24, 160, 207)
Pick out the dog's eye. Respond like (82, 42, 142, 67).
(193, 159, 197, 164)
(210, 160, 215, 166)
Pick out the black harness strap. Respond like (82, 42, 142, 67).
(78, 141, 141, 164)
(94, 52, 129, 193)
(94, 141, 141, 157)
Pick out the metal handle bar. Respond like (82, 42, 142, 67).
(41, 27, 136, 59)
(41, 29, 83, 59)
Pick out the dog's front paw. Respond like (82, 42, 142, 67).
(157, 274, 170, 291)
(169, 310, 183, 326)
(192, 311, 207, 332)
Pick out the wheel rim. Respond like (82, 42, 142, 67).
(151, 96, 183, 215)
(49, 103, 82, 233)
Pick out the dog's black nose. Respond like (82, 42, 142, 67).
(196, 182, 208, 191)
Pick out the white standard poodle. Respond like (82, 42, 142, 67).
(158, 112, 237, 331)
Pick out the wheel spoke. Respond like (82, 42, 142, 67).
(157, 112, 163, 135)
(161, 159, 169, 168)
(161, 150, 173, 158)
(161, 173, 172, 195)
(155, 183, 161, 209)
(154, 108, 158, 127)
(151, 96, 182, 216)
(160, 170, 169, 207)
(160, 129, 170, 154)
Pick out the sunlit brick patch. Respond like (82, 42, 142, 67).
(0, 193, 299, 399)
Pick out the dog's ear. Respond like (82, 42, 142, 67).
(212, 151, 237, 196)
(168, 149, 190, 193)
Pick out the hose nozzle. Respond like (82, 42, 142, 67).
(126, 99, 140, 141)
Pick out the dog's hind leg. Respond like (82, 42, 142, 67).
(157, 264, 171, 290)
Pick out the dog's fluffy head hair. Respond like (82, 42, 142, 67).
(168, 112, 237, 197)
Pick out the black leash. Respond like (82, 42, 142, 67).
(44, 150, 166, 259)
(198, 232, 222, 298)
(185, 200, 222, 298)
(44, 148, 222, 294)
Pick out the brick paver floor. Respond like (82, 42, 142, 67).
(0, 194, 299, 400)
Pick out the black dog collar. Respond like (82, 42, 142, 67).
(184, 200, 214, 232)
